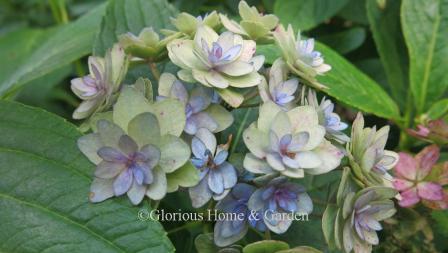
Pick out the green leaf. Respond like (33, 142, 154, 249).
(367, 0, 408, 109)
(94, 0, 177, 55)
(243, 240, 290, 253)
(0, 101, 174, 252)
(427, 98, 448, 119)
(322, 204, 338, 249)
(401, 0, 448, 113)
(319, 27, 366, 54)
(257, 44, 282, 65)
(337, 0, 369, 25)
(274, 0, 350, 31)
(316, 42, 401, 120)
(0, 4, 106, 97)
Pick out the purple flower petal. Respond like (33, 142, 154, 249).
(214, 150, 229, 165)
(208, 170, 224, 194)
(170, 80, 189, 103)
(219, 162, 237, 188)
(113, 169, 133, 196)
(95, 161, 125, 179)
(192, 137, 208, 159)
(98, 147, 127, 162)
(221, 44, 242, 61)
(132, 167, 144, 185)
(140, 144, 160, 169)
(118, 135, 138, 155)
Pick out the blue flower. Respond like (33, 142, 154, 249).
(248, 177, 313, 234)
(260, 59, 299, 110)
(86, 120, 162, 205)
(214, 183, 266, 247)
(189, 128, 238, 208)
(157, 73, 233, 135)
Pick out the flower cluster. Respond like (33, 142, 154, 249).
(69, 1, 414, 252)
(393, 145, 448, 209)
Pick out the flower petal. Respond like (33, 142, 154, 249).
(189, 178, 213, 208)
(196, 128, 217, 154)
(266, 153, 286, 171)
(398, 188, 420, 207)
(208, 170, 225, 194)
(394, 152, 418, 181)
(89, 178, 114, 203)
(113, 169, 133, 196)
(417, 182, 444, 201)
(146, 167, 167, 200)
(95, 161, 125, 179)
(127, 180, 146, 205)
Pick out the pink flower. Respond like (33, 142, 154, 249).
(393, 145, 447, 209)
(407, 119, 448, 145)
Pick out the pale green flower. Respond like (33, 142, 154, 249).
(273, 25, 330, 90)
(167, 25, 265, 107)
(243, 102, 343, 179)
(71, 44, 129, 119)
(118, 27, 180, 61)
(165, 11, 221, 37)
(77, 84, 199, 205)
(348, 113, 399, 188)
(259, 58, 299, 110)
(323, 168, 397, 253)
(220, 1, 279, 43)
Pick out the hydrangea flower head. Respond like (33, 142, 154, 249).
(340, 187, 396, 253)
(157, 73, 233, 135)
(324, 168, 397, 253)
(71, 44, 129, 119)
(243, 102, 343, 179)
(189, 128, 238, 208)
(77, 85, 197, 205)
(214, 183, 266, 247)
(393, 145, 448, 209)
(167, 26, 264, 107)
(118, 27, 180, 60)
(248, 177, 312, 234)
(307, 90, 349, 143)
(273, 25, 330, 90)
(348, 113, 399, 187)
(408, 119, 448, 145)
(220, 1, 279, 43)
(259, 58, 299, 110)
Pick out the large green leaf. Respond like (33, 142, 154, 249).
(93, 0, 178, 55)
(319, 27, 366, 54)
(316, 42, 401, 120)
(0, 4, 106, 97)
(401, 0, 448, 113)
(0, 101, 174, 252)
(367, 0, 409, 109)
(274, 0, 350, 31)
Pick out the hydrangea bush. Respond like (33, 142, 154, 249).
(1, 0, 447, 252)
(67, 1, 448, 252)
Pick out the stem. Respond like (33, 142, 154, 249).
(167, 221, 202, 235)
(264, 230, 271, 240)
(249, 226, 264, 239)
(148, 62, 161, 81)
(399, 90, 414, 150)
(238, 103, 261, 108)
(152, 200, 160, 210)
